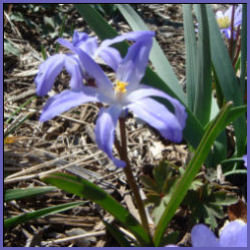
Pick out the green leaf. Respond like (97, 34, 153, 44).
(206, 130, 227, 166)
(103, 221, 132, 247)
(6, 96, 37, 124)
(43, 172, 152, 246)
(212, 64, 224, 109)
(4, 112, 34, 138)
(206, 4, 246, 155)
(55, 14, 67, 53)
(117, 4, 186, 103)
(221, 157, 245, 165)
(43, 16, 56, 29)
(140, 175, 159, 192)
(222, 105, 247, 126)
(240, 4, 247, 97)
(4, 201, 85, 229)
(41, 44, 48, 60)
(161, 231, 179, 246)
(193, 5, 212, 125)
(210, 95, 220, 121)
(152, 195, 170, 225)
(4, 39, 20, 56)
(4, 186, 57, 202)
(211, 191, 238, 206)
(205, 104, 246, 167)
(183, 4, 197, 112)
(204, 204, 222, 229)
(10, 12, 25, 22)
(224, 169, 247, 176)
(153, 101, 236, 246)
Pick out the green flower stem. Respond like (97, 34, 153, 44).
(118, 117, 151, 237)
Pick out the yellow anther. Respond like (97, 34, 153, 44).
(217, 16, 230, 29)
(114, 80, 128, 94)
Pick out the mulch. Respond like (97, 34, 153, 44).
(4, 3, 243, 247)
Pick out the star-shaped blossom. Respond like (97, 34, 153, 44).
(37, 31, 187, 167)
(216, 4, 242, 39)
(35, 30, 154, 96)
(191, 220, 247, 247)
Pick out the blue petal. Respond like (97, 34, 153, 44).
(221, 28, 232, 39)
(64, 55, 84, 90)
(72, 31, 98, 56)
(57, 39, 114, 98)
(127, 86, 187, 130)
(79, 36, 98, 56)
(116, 37, 153, 89)
(191, 224, 220, 247)
(128, 98, 184, 143)
(40, 89, 99, 122)
(97, 31, 154, 71)
(224, 5, 233, 19)
(243, 155, 247, 168)
(234, 5, 242, 27)
(95, 106, 125, 168)
(98, 47, 122, 71)
(57, 38, 77, 53)
(35, 54, 66, 96)
(99, 31, 155, 48)
(72, 31, 89, 45)
(219, 221, 247, 247)
(74, 48, 114, 97)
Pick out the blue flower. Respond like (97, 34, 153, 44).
(243, 155, 247, 168)
(35, 30, 153, 96)
(191, 220, 247, 247)
(216, 5, 242, 39)
(37, 31, 187, 167)
(166, 220, 247, 247)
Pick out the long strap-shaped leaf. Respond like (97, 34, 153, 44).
(42, 173, 153, 246)
(4, 201, 85, 229)
(4, 186, 57, 202)
(193, 5, 212, 125)
(183, 4, 197, 112)
(74, 4, 204, 150)
(240, 4, 247, 98)
(153, 101, 245, 246)
(206, 4, 246, 155)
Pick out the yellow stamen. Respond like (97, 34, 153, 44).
(114, 80, 128, 94)
(217, 16, 230, 29)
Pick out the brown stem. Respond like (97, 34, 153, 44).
(233, 37, 241, 69)
(118, 117, 151, 235)
(232, 25, 241, 69)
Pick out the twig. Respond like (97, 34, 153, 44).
(41, 230, 105, 245)
(5, 150, 83, 180)
(4, 152, 103, 184)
